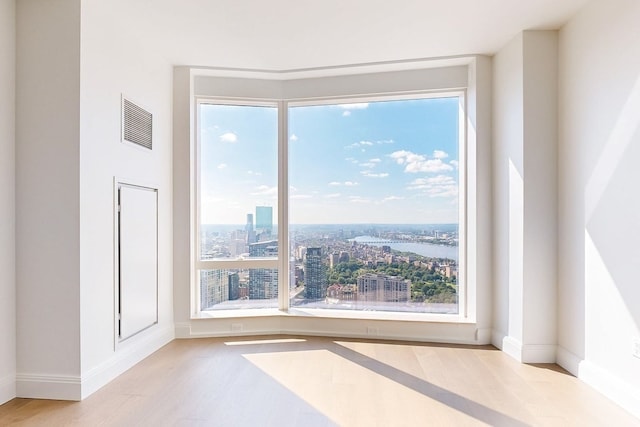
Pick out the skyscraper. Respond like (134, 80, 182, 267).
(245, 213, 255, 243)
(248, 240, 278, 299)
(228, 272, 240, 300)
(255, 206, 273, 235)
(200, 269, 229, 309)
(304, 247, 327, 300)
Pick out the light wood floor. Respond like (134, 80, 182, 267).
(1, 336, 638, 426)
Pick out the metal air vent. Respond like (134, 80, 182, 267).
(122, 97, 153, 150)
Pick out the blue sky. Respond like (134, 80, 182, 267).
(200, 97, 460, 225)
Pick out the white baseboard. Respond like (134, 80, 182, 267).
(491, 329, 506, 350)
(174, 322, 192, 339)
(556, 346, 580, 376)
(81, 325, 174, 399)
(556, 346, 640, 420)
(497, 334, 556, 363)
(16, 374, 81, 401)
(180, 317, 485, 345)
(0, 373, 16, 405)
(521, 344, 556, 363)
(501, 335, 523, 361)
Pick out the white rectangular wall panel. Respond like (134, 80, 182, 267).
(118, 184, 158, 340)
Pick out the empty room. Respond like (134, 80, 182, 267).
(1, 0, 639, 425)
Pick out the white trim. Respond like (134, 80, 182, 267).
(181, 316, 490, 346)
(81, 325, 174, 399)
(557, 347, 640, 420)
(500, 335, 557, 363)
(556, 346, 581, 376)
(16, 373, 81, 401)
(491, 329, 506, 350)
(501, 335, 524, 362)
(520, 344, 556, 363)
(0, 373, 15, 405)
(191, 55, 476, 80)
(175, 322, 193, 339)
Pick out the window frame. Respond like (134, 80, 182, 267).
(193, 90, 468, 321)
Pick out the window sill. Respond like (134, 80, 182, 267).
(192, 307, 474, 324)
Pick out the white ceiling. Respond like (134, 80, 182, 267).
(127, 0, 592, 70)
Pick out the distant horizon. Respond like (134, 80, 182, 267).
(202, 222, 459, 229)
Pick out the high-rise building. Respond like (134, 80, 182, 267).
(357, 273, 410, 303)
(200, 269, 229, 309)
(248, 240, 278, 299)
(246, 213, 254, 232)
(304, 247, 327, 300)
(228, 272, 240, 300)
(329, 252, 339, 268)
(245, 213, 256, 243)
(255, 206, 273, 235)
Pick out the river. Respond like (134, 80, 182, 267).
(350, 235, 458, 262)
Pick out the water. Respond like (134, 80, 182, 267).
(351, 235, 458, 261)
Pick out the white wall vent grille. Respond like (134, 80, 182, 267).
(122, 98, 153, 150)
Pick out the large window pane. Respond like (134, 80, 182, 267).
(198, 103, 278, 310)
(200, 269, 278, 310)
(288, 97, 461, 314)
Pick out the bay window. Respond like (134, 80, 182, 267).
(195, 91, 466, 318)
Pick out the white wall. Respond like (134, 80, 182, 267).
(0, 0, 16, 405)
(14, 0, 174, 400)
(557, 0, 640, 417)
(15, 0, 82, 400)
(492, 31, 558, 363)
(78, 0, 174, 398)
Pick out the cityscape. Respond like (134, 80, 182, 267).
(199, 97, 462, 314)
(200, 205, 459, 314)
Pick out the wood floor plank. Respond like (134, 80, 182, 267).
(0, 336, 638, 426)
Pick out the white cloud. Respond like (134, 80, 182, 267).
(217, 163, 227, 169)
(433, 150, 449, 159)
(408, 175, 458, 198)
(325, 193, 341, 198)
(358, 158, 382, 168)
(361, 171, 389, 178)
(290, 134, 298, 141)
(450, 160, 459, 169)
(342, 111, 351, 117)
(248, 170, 262, 176)
(219, 132, 238, 143)
(390, 150, 454, 173)
(329, 181, 360, 187)
(291, 194, 313, 199)
(346, 141, 374, 149)
(377, 139, 395, 145)
(251, 185, 277, 196)
(338, 103, 369, 110)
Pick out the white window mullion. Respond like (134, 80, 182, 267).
(278, 100, 290, 312)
